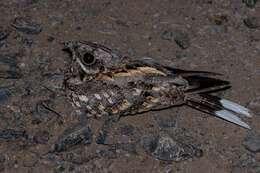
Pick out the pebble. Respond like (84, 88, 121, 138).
(52, 124, 92, 152)
(33, 100, 55, 124)
(140, 133, 202, 161)
(249, 96, 260, 113)
(243, 133, 260, 152)
(161, 30, 173, 41)
(12, 17, 42, 34)
(0, 88, 11, 103)
(174, 30, 190, 49)
(43, 74, 64, 91)
(244, 17, 260, 29)
(212, 14, 228, 25)
(243, 0, 258, 8)
(0, 54, 21, 79)
(0, 129, 28, 140)
(0, 27, 9, 41)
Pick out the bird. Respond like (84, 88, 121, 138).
(62, 41, 252, 130)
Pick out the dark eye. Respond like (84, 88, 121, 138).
(81, 52, 96, 65)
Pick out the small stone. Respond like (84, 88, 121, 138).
(0, 129, 28, 140)
(174, 30, 190, 49)
(43, 74, 64, 91)
(53, 165, 65, 173)
(161, 31, 173, 41)
(212, 14, 228, 25)
(47, 36, 55, 42)
(52, 124, 92, 152)
(0, 27, 9, 41)
(0, 54, 21, 79)
(140, 134, 158, 153)
(243, 0, 258, 8)
(140, 134, 201, 161)
(0, 88, 11, 103)
(243, 133, 260, 152)
(244, 17, 260, 29)
(249, 96, 260, 113)
(12, 17, 42, 34)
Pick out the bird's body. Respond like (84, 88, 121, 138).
(63, 41, 252, 129)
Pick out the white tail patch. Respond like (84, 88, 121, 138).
(220, 99, 251, 117)
(215, 110, 250, 129)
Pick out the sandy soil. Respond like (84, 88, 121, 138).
(0, 0, 260, 172)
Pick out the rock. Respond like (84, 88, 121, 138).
(0, 54, 21, 79)
(33, 100, 55, 124)
(161, 31, 173, 41)
(212, 14, 228, 25)
(244, 17, 260, 29)
(174, 30, 190, 49)
(243, 0, 258, 8)
(243, 133, 260, 152)
(12, 17, 42, 34)
(0, 129, 28, 140)
(140, 134, 202, 161)
(43, 74, 64, 91)
(0, 88, 11, 103)
(52, 124, 92, 152)
(249, 96, 260, 113)
(0, 27, 9, 41)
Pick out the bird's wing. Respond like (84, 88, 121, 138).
(130, 57, 230, 93)
(131, 57, 221, 77)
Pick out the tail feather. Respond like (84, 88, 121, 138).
(186, 94, 252, 129)
(184, 75, 231, 94)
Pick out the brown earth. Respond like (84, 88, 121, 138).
(0, 0, 260, 173)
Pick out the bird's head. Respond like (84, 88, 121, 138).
(63, 41, 128, 84)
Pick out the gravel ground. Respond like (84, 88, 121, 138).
(0, 0, 260, 173)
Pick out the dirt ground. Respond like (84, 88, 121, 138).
(0, 0, 260, 173)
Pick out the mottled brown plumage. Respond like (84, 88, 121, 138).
(63, 41, 252, 129)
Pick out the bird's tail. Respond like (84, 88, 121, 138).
(185, 94, 252, 129)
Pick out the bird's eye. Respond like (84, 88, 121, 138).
(81, 52, 96, 65)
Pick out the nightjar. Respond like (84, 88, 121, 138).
(63, 41, 252, 130)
